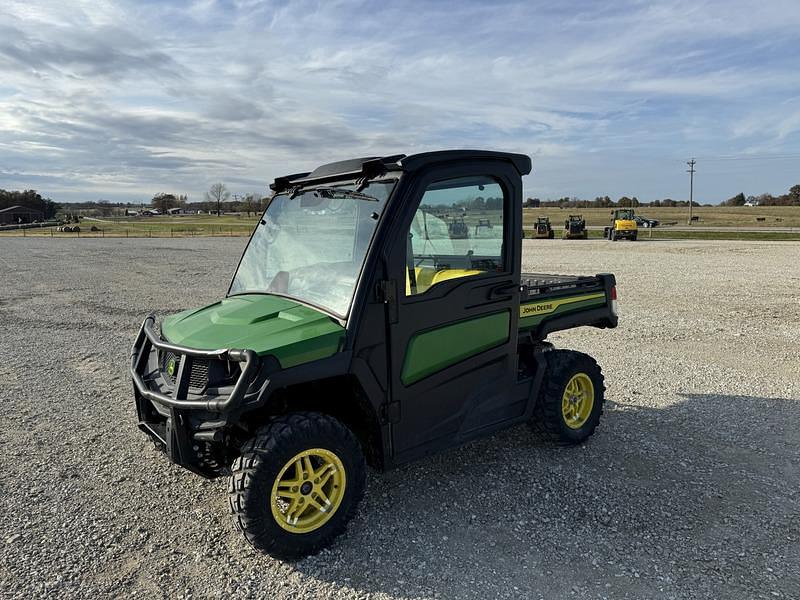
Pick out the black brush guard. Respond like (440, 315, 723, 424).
(130, 314, 259, 476)
(130, 314, 259, 411)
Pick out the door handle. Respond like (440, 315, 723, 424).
(488, 283, 519, 300)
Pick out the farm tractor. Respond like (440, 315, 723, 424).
(532, 216, 555, 239)
(603, 208, 638, 241)
(563, 215, 588, 239)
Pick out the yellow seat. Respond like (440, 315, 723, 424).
(406, 267, 483, 295)
(430, 269, 482, 286)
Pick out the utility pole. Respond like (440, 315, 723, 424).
(686, 158, 696, 225)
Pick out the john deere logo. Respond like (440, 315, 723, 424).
(166, 358, 177, 376)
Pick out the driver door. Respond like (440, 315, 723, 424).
(386, 162, 524, 462)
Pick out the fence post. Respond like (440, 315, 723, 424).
(102, 228, 105, 238)
(23, 227, 26, 237)
(126, 229, 129, 238)
(50, 228, 53, 238)
(171, 228, 173, 238)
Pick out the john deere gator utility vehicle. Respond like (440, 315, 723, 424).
(532, 216, 554, 239)
(563, 214, 588, 239)
(131, 150, 619, 560)
(604, 208, 638, 241)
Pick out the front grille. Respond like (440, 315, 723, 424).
(160, 351, 210, 390)
(188, 360, 209, 389)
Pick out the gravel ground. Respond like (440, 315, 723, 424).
(0, 237, 798, 600)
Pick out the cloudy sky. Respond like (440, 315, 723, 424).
(2, 0, 800, 204)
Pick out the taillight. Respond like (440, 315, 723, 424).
(610, 286, 619, 316)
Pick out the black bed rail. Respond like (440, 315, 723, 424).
(521, 273, 607, 298)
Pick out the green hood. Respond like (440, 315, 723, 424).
(160, 294, 345, 369)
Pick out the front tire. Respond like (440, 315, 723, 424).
(529, 350, 605, 445)
(228, 412, 366, 560)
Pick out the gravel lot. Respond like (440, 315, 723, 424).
(1, 238, 798, 599)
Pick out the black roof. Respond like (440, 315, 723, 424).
(270, 149, 531, 192)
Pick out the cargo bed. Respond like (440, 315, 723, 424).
(518, 272, 617, 338)
(521, 273, 605, 298)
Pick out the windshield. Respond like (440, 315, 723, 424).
(229, 180, 394, 317)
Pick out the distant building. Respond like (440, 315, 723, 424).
(744, 197, 761, 207)
(0, 205, 44, 225)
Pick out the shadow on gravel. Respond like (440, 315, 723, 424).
(293, 394, 800, 599)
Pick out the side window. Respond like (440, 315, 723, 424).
(406, 176, 506, 296)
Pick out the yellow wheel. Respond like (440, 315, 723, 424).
(270, 448, 346, 534)
(529, 350, 605, 444)
(561, 373, 594, 429)
(228, 412, 366, 560)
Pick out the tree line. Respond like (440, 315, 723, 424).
(528, 182, 800, 209)
(55, 184, 268, 218)
(722, 184, 800, 206)
(151, 184, 266, 216)
(525, 196, 701, 208)
(0, 189, 60, 219)
(6, 180, 799, 219)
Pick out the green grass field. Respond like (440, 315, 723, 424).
(0, 215, 257, 237)
(1, 207, 799, 240)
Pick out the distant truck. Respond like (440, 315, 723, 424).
(604, 209, 638, 241)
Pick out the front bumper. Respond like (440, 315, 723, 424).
(130, 314, 259, 476)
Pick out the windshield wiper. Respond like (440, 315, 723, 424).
(289, 186, 378, 202)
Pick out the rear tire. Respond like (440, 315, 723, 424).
(529, 350, 605, 445)
(228, 412, 366, 560)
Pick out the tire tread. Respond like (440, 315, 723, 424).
(228, 411, 366, 560)
(529, 350, 605, 445)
